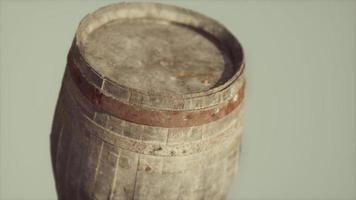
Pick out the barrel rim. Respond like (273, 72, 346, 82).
(74, 2, 245, 99)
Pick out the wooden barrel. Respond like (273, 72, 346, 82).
(50, 3, 245, 200)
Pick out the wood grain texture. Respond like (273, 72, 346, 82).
(51, 2, 244, 200)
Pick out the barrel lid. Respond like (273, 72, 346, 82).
(72, 3, 244, 111)
(75, 3, 243, 94)
(83, 19, 234, 94)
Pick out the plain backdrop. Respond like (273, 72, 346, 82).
(0, 0, 355, 199)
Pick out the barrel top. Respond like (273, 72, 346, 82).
(83, 19, 233, 94)
(75, 3, 244, 97)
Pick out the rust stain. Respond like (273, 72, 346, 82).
(202, 79, 209, 86)
(176, 71, 192, 77)
(145, 166, 151, 172)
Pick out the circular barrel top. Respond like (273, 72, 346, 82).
(83, 19, 233, 94)
(75, 3, 244, 97)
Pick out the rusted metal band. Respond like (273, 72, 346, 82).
(67, 54, 244, 128)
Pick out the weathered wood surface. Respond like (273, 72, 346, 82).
(51, 2, 245, 200)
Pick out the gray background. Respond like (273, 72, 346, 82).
(0, 0, 355, 199)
